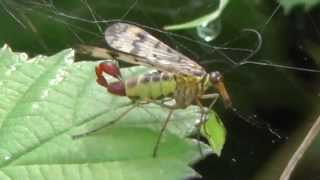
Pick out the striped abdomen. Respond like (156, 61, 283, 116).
(125, 72, 176, 100)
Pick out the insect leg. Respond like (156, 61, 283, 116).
(153, 108, 175, 157)
(195, 99, 207, 156)
(200, 93, 219, 99)
(72, 103, 137, 139)
(200, 93, 220, 110)
(195, 94, 220, 156)
(152, 99, 179, 109)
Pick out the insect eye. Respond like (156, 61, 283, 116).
(209, 71, 222, 83)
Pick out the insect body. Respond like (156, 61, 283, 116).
(78, 22, 232, 157)
(83, 22, 231, 108)
(96, 61, 177, 101)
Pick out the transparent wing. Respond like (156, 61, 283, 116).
(104, 22, 206, 76)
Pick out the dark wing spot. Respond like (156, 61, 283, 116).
(177, 56, 183, 62)
(131, 32, 148, 55)
(154, 41, 161, 48)
(131, 42, 141, 55)
(137, 32, 147, 41)
(166, 48, 173, 53)
(133, 58, 139, 62)
(109, 51, 120, 59)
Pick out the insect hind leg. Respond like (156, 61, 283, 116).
(152, 109, 175, 157)
(72, 103, 137, 139)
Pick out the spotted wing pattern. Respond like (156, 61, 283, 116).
(104, 22, 206, 77)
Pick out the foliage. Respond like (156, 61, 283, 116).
(279, 0, 320, 13)
(0, 45, 216, 179)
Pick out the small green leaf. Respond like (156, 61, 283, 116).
(201, 110, 227, 157)
(0, 44, 212, 179)
(164, 0, 229, 31)
(278, 0, 320, 13)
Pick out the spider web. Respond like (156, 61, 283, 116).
(1, 0, 318, 71)
(1, 0, 320, 179)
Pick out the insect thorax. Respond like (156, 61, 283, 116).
(173, 74, 209, 108)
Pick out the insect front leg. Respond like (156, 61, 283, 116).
(195, 93, 219, 156)
(200, 93, 220, 111)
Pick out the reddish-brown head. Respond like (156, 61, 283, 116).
(209, 71, 232, 108)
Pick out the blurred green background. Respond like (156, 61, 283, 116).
(0, 0, 319, 179)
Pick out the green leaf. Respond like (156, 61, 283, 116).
(201, 110, 226, 157)
(164, 0, 229, 30)
(278, 0, 320, 13)
(0, 44, 212, 179)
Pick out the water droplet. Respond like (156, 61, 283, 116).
(64, 51, 74, 65)
(0, 150, 12, 161)
(10, 65, 16, 71)
(5, 65, 17, 76)
(4, 155, 11, 161)
(49, 68, 67, 86)
(18, 53, 28, 61)
(41, 89, 49, 99)
(196, 18, 222, 42)
(32, 103, 40, 111)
